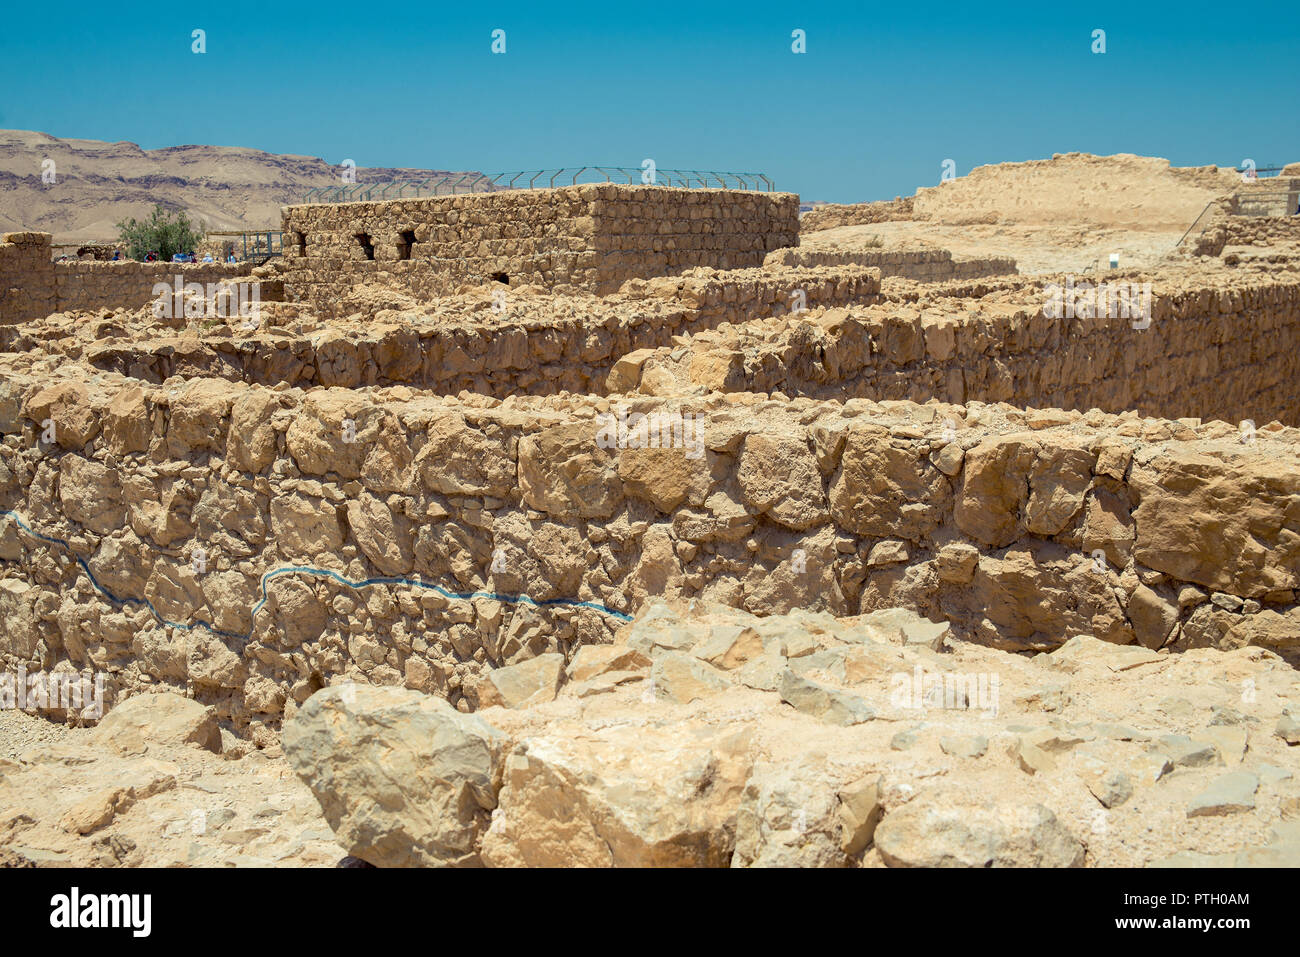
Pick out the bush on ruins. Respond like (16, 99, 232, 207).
(115, 204, 204, 263)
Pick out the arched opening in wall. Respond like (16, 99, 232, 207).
(355, 233, 375, 261)
(397, 230, 417, 261)
(294, 232, 307, 257)
(491, 271, 509, 284)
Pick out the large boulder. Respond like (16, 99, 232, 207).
(830, 426, 949, 541)
(480, 723, 754, 867)
(22, 381, 100, 449)
(414, 413, 514, 497)
(90, 692, 222, 756)
(518, 422, 623, 518)
(283, 685, 507, 867)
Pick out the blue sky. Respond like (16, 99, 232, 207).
(2, 1, 1297, 202)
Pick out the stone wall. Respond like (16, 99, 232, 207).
(79, 266, 882, 395)
(1236, 178, 1300, 216)
(1219, 215, 1300, 247)
(1, 368, 1297, 741)
(0, 231, 253, 323)
(764, 247, 1017, 282)
(280, 184, 800, 308)
(617, 268, 1300, 429)
(800, 197, 914, 233)
(55, 260, 254, 313)
(0, 233, 56, 323)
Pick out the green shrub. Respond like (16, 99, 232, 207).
(115, 205, 203, 261)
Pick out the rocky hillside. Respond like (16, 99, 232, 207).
(0, 129, 479, 242)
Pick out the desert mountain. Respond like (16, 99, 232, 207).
(0, 129, 480, 242)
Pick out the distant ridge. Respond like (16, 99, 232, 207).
(0, 129, 480, 242)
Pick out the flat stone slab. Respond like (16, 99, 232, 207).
(1186, 772, 1259, 817)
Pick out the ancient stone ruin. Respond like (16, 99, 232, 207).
(1, 154, 1299, 869)
(280, 184, 800, 309)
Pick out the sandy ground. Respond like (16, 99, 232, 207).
(802, 221, 1188, 275)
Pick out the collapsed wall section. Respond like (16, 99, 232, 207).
(619, 269, 1300, 428)
(799, 197, 915, 232)
(1, 369, 1297, 740)
(280, 184, 800, 309)
(78, 266, 881, 395)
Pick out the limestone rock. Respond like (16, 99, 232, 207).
(651, 652, 734, 703)
(779, 670, 875, 726)
(1129, 584, 1179, 650)
(934, 542, 979, 583)
(1276, 713, 1300, 745)
(480, 724, 753, 867)
(732, 760, 853, 868)
(519, 422, 623, 519)
(283, 685, 506, 867)
(566, 645, 652, 682)
(736, 433, 828, 530)
(875, 787, 1084, 867)
(90, 692, 222, 756)
(1187, 772, 1259, 817)
(940, 735, 988, 759)
(477, 654, 565, 709)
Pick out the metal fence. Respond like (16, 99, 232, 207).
(301, 167, 775, 204)
(1239, 164, 1292, 178)
(239, 231, 283, 261)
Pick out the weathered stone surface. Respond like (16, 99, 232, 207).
(779, 670, 875, 726)
(875, 787, 1085, 867)
(651, 652, 734, 703)
(1276, 713, 1300, 745)
(618, 445, 711, 514)
(480, 723, 754, 867)
(954, 436, 1038, 546)
(830, 427, 949, 541)
(1129, 584, 1180, 650)
(732, 760, 855, 868)
(90, 692, 222, 756)
(22, 381, 99, 449)
(1130, 448, 1300, 598)
(519, 422, 623, 518)
(415, 413, 513, 497)
(934, 542, 979, 583)
(227, 388, 282, 472)
(737, 433, 828, 530)
(1186, 772, 1259, 817)
(477, 653, 565, 709)
(566, 645, 652, 682)
(283, 685, 506, 867)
